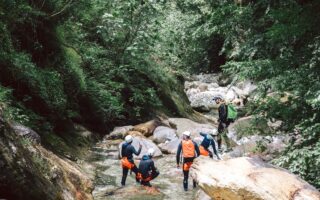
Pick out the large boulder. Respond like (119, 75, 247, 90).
(104, 185, 164, 199)
(104, 125, 133, 140)
(158, 138, 181, 154)
(188, 91, 225, 109)
(191, 157, 320, 200)
(195, 190, 212, 200)
(10, 122, 41, 143)
(152, 126, 177, 144)
(0, 120, 93, 200)
(118, 136, 162, 159)
(168, 118, 216, 138)
(133, 119, 162, 137)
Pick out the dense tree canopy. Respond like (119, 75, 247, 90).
(0, 0, 319, 188)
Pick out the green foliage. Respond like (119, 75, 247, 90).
(174, 0, 320, 187)
(0, 0, 192, 137)
(273, 122, 320, 188)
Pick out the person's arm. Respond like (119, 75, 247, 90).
(120, 144, 125, 158)
(200, 132, 206, 137)
(194, 141, 200, 157)
(133, 144, 142, 156)
(150, 160, 157, 172)
(176, 143, 182, 166)
(210, 139, 219, 158)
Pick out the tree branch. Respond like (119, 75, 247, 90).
(49, 0, 73, 18)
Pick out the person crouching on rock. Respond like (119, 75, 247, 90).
(137, 148, 160, 187)
(199, 130, 221, 160)
(176, 131, 200, 191)
(120, 135, 142, 186)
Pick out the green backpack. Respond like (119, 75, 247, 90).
(227, 104, 237, 121)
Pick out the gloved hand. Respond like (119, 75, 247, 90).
(222, 123, 227, 128)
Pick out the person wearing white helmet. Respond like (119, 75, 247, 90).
(137, 148, 159, 187)
(176, 131, 200, 191)
(120, 135, 142, 186)
(199, 129, 221, 160)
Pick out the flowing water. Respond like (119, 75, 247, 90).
(87, 140, 199, 200)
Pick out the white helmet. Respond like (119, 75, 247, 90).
(147, 148, 155, 157)
(211, 129, 218, 136)
(182, 131, 191, 137)
(125, 135, 133, 143)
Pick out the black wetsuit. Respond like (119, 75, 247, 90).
(218, 103, 231, 149)
(176, 140, 200, 190)
(138, 155, 159, 187)
(199, 132, 219, 158)
(121, 142, 141, 186)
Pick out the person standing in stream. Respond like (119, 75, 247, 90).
(213, 95, 232, 152)
(120, 135, 142, 186)
(176, 131, 200, 191)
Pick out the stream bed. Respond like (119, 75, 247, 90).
(86, 140, 200, 200)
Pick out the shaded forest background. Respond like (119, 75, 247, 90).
(0, 0, 319, 188)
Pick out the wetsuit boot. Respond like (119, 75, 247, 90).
(183, 170, 188, 191)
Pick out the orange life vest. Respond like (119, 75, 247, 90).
(199, 145, 209, 156)
(182, 140, 195, 158)
(121, 157, 134, 169)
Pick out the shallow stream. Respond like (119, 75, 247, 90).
(87, 140, 199, 200)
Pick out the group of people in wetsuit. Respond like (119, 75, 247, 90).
(120, 96, 231, 191)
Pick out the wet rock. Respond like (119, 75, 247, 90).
(168, 118, 215, 138)
(127, 130, 144, 137)
(153, 126, 177, 144)
(104, 185, 164, 199)
(188, 91, 222, 109)
(193, 105, 211, 112)
(195, 190, 212, 200)
(0, 119, 93, 200)
(217, 74, 232, 86)
(235, 81, 257, 96)
(104, 126, 133, 140)
(191, 157, 320, 200)
(119, 136, 162, 159)
(194, 74, 219, 84)
(184, 74, 256, 112)
(74, 124, 93, 138)
(227, 116, 254, 141)
(158, 138, 181, 154)
(198, 83, 208, 92)
(10, 122, 41, 144)
(133, 119, 162, 137)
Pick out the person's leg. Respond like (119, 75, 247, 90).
(131, 165, 140, 183)
(221, 130, 231, 150)
(121, 167, 129, 186)
(208, 150, 213, 158)
(217, 122, 224, 150)
(183, 170, 189, 191)
(141, 181, 152, 187)
(151, 170, 159, 180)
